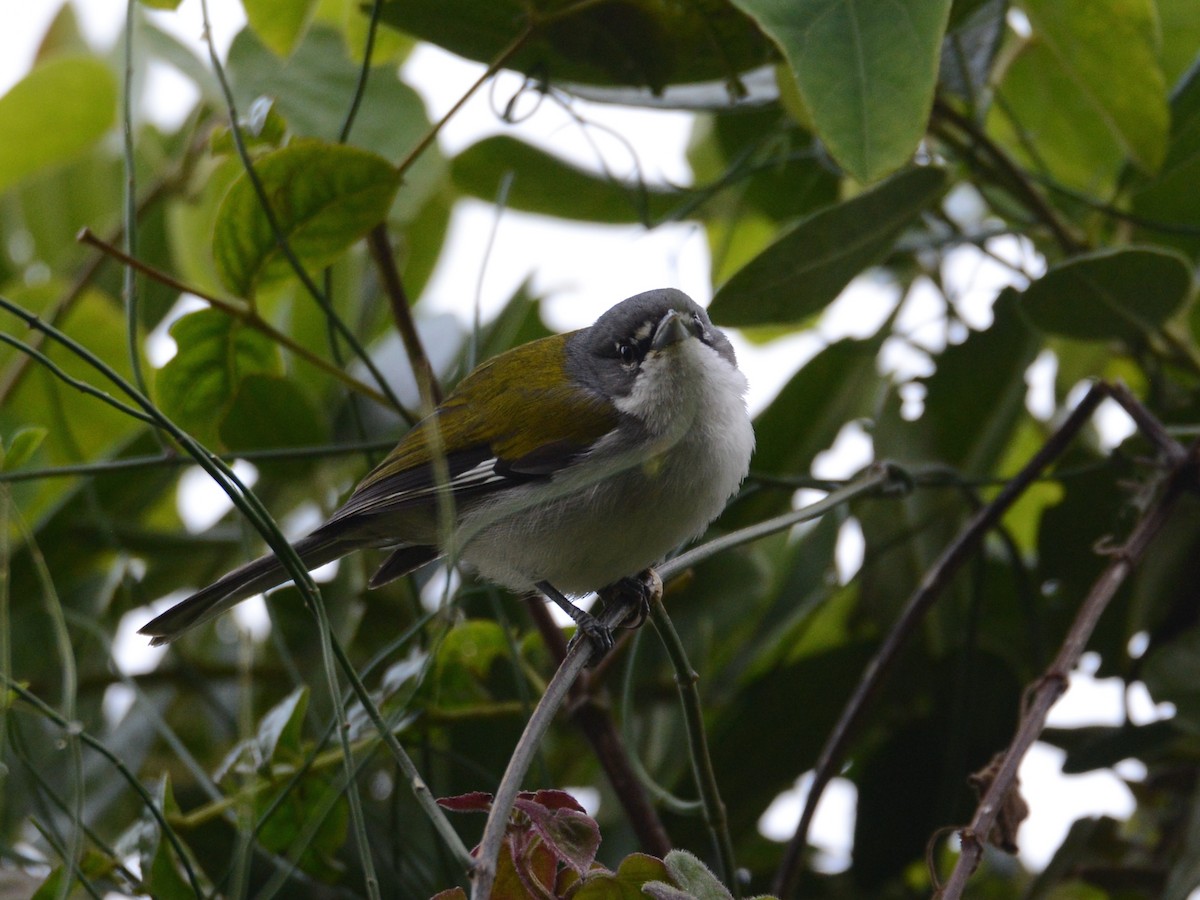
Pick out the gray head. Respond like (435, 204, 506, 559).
(566, 289, 739, 401)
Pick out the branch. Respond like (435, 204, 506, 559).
(648, 590, 739, 895)
(930, 96, 1085, 257)
(471, 601, 632, 900)
(77, 229, 400, 412)
(366, 224, 442, 408)
(771, 384, 1113, 898)
(933, 389, 1196, 897)
(524, 597, 673, 856)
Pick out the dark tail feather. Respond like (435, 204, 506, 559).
(138, 532, 347, 645)
(368, 545, 440, 589)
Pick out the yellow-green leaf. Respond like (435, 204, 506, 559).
(0, 56, 117, 193)
(243, 0, 318, 57)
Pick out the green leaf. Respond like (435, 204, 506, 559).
(658, 849, 734, 900)
(574, 853, 672, 900)
(377, 0, 774, 93)
(219, 373, 326, 452)
(710, 166, 946, 325)
(256, 686, 310, 763)
(1020, 0, 1168, 174)
(226, 24, 442, 214)
(155, 309, 283, 447)
(212, 139, 400, 297)
(244, 0, 318, 57)
(1019, 247, 1193, 341)
(1143, 625, 1200, 734)
(750, 339, 883, 478)
(1129, 62, 1200, 259)
(730, 0, 953, 182)
(1, 427, 48, 471)
(452, 136, 678, 224)
(0, 56, 117, 192)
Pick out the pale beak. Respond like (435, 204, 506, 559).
(651, 309, 702, 351)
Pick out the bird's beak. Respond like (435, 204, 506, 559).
(652, 309, 702, 351)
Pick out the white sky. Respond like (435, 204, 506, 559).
(1, 0, 1176, 882)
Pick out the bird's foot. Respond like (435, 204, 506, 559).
(599, 568, 662, 631)
(538, 581, 615, 663)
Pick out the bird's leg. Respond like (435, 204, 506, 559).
(597, 568, 662, 631)
(536, 581, 614, 660)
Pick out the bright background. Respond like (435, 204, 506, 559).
(1, 0, 1173, 879)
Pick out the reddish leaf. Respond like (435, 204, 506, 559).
(437, 791, 494, 813)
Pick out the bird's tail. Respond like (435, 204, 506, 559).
(137, 532, 347, 646)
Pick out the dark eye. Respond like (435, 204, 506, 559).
(616, 340, 637, 366)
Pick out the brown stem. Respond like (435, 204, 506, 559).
(366, 224, 441, 408)
(77, 228, 396, 410)
(771, 382, 1113, 898)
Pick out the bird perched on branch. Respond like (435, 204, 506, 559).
(139, 288, 754, 654)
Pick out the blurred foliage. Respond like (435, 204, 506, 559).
(1, 0, 1199, 898)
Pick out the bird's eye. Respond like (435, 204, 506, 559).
(616, 341, 637, 366)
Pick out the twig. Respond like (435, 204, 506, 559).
(648, 592, 739, 895)
(0, 439, 398, 484)
(934, 433, 1199, 898)
(471, 604, 623, 899)
(366, 224, 441, 408)
(771, 384, 1111, 898)
(930, 96, 1085, 256)
(77, 228, 400, 412)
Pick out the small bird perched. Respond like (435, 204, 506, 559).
(139, 288, 754, 652)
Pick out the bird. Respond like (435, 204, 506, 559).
(138, 288, 754, 653)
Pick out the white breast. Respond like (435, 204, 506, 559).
(458, 338, 754, 594)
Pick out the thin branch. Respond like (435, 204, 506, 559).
(524, 597, 673, 856)
(77, 228, 400, 412)
(366, 224, 441, 408)
(934, 434, 1199, 898)
(930, 96, 1085, 257)
(0, 333, 157, 425)
(771, 384, 1112, 898)
(338, 0, 384, 144)
(121, 0, 149, 402)
(648, 590, 739, 894)
(471, 598, 636, 900)
(394, 23, 535, 180)
(0, 439, 396, 484)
